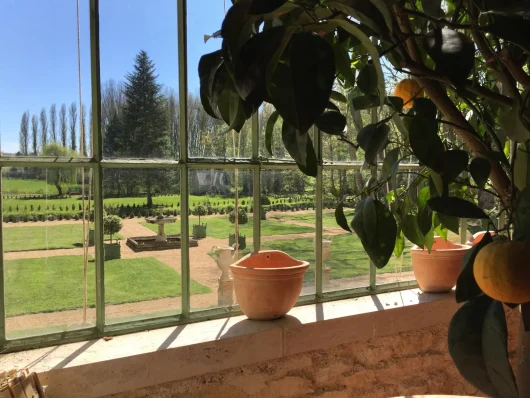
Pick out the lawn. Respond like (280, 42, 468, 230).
(3, 178, 63, 195)
(262, 233, 414, 282)
(141, 216, 314, 239)
(3, 224, 123, 252)
(268, 209, 356, 229)
(5, 255, 210, 317)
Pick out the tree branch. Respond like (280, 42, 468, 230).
(403, 8, 473, 29)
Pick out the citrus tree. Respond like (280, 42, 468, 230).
(199, 1, 530, 396)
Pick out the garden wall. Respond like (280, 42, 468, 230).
(106, 308, 519, 398)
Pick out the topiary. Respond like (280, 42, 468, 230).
(104, 214, 122, 244)
(229, 208, 249, 225)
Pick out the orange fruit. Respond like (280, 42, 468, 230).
(474, 241, 530, 304)
(393, 79, 424, 109)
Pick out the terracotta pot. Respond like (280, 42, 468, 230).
(411, 237, 470, 293)
(467, 230, 496, 246)
(230, 250, 309, 320)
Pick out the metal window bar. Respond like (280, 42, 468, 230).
(0, 0, 422, 354)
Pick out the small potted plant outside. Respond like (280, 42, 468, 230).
(192, 205, 207, 239)
(103, 214, 122, 261)
(229, 207, 248, 250)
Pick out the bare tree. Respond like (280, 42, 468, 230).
(88, 107, 93, 157)
(31, 115, 38, 155)
(166, 88, 179, 157)
(39, 107, 48, 148)
(19, 111, 29, 155)
(69, 102, 77, 151)
(101, 79, 125, 129)
(50, 104, 57, 142)
(80, 103, 87, 156)
(59, 104, 67, 147)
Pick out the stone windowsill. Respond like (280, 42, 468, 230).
(0, 289, 459, 398)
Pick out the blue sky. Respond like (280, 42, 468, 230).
(0, 0, 225, 153)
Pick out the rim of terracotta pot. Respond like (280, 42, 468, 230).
(411, 237, 470, 258)
(230, 250, 309, 277)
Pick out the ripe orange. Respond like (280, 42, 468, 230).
(473, 241, 530, 304)
(393, 79, 424, 109)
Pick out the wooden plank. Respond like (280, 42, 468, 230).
(0, 386, 14, 398)
(30, 374, 45, 398)
(21, 377, 38, 398)
(7, 382, 26, 398)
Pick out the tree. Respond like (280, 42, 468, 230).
(203, 2, 530, 395)
(80, 103, 87, 156)
(31, 115, 38, 155)
(59, 104, 67, 147)
(40, 143, 78, 196)
(121, 50, 170, 207)
(69, 102, 77, 151)
(19, 111, 29, 155)
(39, 107, 48, 148)
(50, 104, 57, 142)
(103, 214, 122, 244)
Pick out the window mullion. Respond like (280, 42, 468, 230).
(315, 127, 323, 299)
(90, 0, 105, 332)
(0, 169, 5, 347)
(178, 0, 190, 318)
(252, 113, 260, 253)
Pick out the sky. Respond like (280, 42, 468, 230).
(0, 0, 225, 153)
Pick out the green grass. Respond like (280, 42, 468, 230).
(3, 178, 63, 195)
(141, 216, 314, 239)
(5, 256, 210, 317)
(268, 210, 355, 228)
(262, 233, 414, 282)
(3, 224, 123, 252)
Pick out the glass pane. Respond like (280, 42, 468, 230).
(3, 167, 96, 338)
(100, 0, 178, 159)
(321, 170, 370, 292)
(187, 2, 251, 159)
(189, 169, 253, 311)
(103, 168, 182, 324)
(0, 1, 92, 157)
(260, 169, 316, 296)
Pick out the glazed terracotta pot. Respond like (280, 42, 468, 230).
(411, 237, 470, 293)
(467, 230, 496, 246)
(230, 250, 309, 320)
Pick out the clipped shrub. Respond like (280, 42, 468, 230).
(229, 208, 249, 225)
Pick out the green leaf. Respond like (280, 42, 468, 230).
(363, 197, 378, 244)
(413, 98, 438, 119)
(249, 0, 286, 14)
(401, 214, 425, 248)
(265, 111, 280, 156)
(330, 90, 349, 103)
(456, 232, 492, 303)
(351, 197, 397, 268)
(428, 197, 489, 219)
(367, 0, 393, 32)
(394, 228, 405, 258)
(485, 15, 530, 54)
(417, 187, 433, 236)
(434, 222, 448, 240)
(327, 19, 386, 105)
(357, 64, 378, 95)
(333, 44, 356, 88)
(514, 184, 530, 241)
(281, 121, 317, 177)
(327, 1, 383, 37)
(448, 295, 499, 397)
(357, 123, 390, 165)
(386, 96, 404, 113)
(270, 33, 335, 133)
(441, 150, 469, 183)
(335, 203, 352, 232)
(381, 148, 400, 180)
(315, 111, 347, 135)
(350, 94, 379, 110)
(482, 301, 519, 398)
(470, 158, 491, 189)
(429, 170, 444, 196)
(438, 213, 460, 234)
(409, 116, 444, 170)
(499, 104, 530, 142)
(421, 0, 442, 17)
(198, 50, 224, 119)
(221, 1, 257, 63)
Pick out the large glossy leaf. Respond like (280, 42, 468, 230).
(249, 0, 286, 14)
(448, 295, 499, 397)
(328, 1, 383, 37)
(409, 116, 444, 170)
(413, 98, 438, 119)
(441, 150, 469, 183)
(315, 110, 347, 135)
(265, 111, 280, 156)
(335, 203, 352, 232)
(357, 123, 390, 165)
(485, 15, 530, 53)
(357, 64, 378, 95)
(394, 228, 405, 258)
(421, 0, 442, 17)
(514, 184, 530, 241)
(270, 33, 335, 133)
(438, 212, 460, 234)
(470, 158, 491, 189)
(456, 232, 492, 303)
(386, 96, 404, 113)
(381, 147, 400, 181)
(198, 50, 224, 119)
(333, 43, 356, 87)
(221, 0, 256, 62)
(417, 186, 433, 236)
(350, 94, 380, 110)
(281, 121, 318, 177)
(499, 105, 530, 142)
(217, 86, 247, 132)
(351, 197, 397, 268)
(401, 214, 425, 247)
(482, 301, 518, 398)
(428, 197, 489, 219)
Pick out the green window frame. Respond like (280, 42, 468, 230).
(0, 0, 420, 354)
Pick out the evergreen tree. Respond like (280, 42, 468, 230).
(69, 102, 77, 151)
(80, 103, 87, 156)
(121, 50, 170, 207)
(50, 104, 57, 142)
(59, 104, 68, 147)
(39, 107, 48, 148)
(19, 111, 29, 155)
(31, 115, 38, 155)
